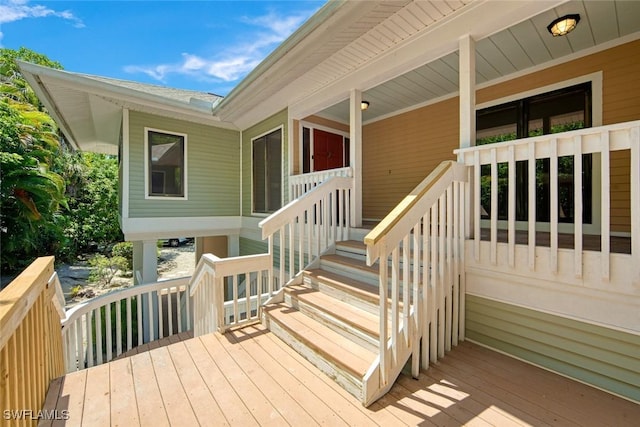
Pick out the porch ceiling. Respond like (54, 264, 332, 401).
(313, 0, 640, 124)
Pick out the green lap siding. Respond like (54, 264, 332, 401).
(128, 111, 240, 218)
(466, 294, 640, 402)
(239, 237, 268, 256)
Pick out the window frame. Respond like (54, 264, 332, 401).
(251, 125, 283, 216)
(474, 72, 603, 234)
(144, 127, 188, 200)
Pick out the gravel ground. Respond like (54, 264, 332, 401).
(56, 243, 196, 306)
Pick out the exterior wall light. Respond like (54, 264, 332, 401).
(547, 14, 580, 37)
(361, 100, 370, 111)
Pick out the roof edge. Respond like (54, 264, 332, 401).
(212, 0, 348, 114)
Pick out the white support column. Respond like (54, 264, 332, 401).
(459, 34, 476, 149)
(349, 89, 363, 227)
(459, 34, 476, 238)
(132, 240, 158, 285)
(228, 234, 240, 257)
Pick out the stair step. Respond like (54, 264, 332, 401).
(264, 303, 376, 399)
(285, 284, 379, 350)
(320, 253, 379, 285)
(335, 240, 367, 259)
(302, 268, 380, 313)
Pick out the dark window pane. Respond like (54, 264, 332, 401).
(476, 82, 592, 223)
(148, 131, 184, 197)
(252, 129, 282, 213)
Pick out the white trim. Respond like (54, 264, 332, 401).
(144, 127, 188, 200)
(239, 129, 243, 216)
(288, 113, 294, 195)
(122, 216, 242, 241)
(122, 109, 130, 220)
(250, 125, 284, 216)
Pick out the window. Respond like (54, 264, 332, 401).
(253, 128, 282, 213)
(146, 129, 186, 198)
(476, 82, 592, 223)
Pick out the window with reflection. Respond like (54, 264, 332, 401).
(147, 130, 186, 198)
(476, 82, 592, 223)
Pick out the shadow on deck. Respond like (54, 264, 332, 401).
(41, 324, 639, 426)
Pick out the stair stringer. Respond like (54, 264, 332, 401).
(362, 323, 415, 407)
(264, 244, 326, 306)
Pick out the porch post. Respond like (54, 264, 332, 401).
(132, 240, 158, 285)
(349, 89, 363, 227)
(459, 34, 476, 149)
(459, 34, 476, 239)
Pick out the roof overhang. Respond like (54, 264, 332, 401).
(213, 0, 567, 128)
(18, 62, 237, 154)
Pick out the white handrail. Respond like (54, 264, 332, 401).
(289, 167, 352, 199)
(61, 277, 191, 372)
(362, 160, 468, 405)
(261, 175, 353, 289)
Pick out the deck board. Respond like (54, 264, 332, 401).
(108, 357, 139, 427)
(165, 341, 228, 426)
(42, 324, 640, 426)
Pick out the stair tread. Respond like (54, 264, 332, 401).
(302, 268, 379, 304)
(321, 253, 378, 274)
(264, 303, 376, 378)
(286, 284, 380, 337)
(335, 240, 366, 251)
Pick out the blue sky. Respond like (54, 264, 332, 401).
(1, 0, 325, 95)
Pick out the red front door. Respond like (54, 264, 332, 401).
(313, 129, 345, 171)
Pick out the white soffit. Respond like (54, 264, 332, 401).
(313, 0, 640, 124)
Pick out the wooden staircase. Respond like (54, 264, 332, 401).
(263, 239, 387, 403)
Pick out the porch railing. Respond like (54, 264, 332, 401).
(362, 160, 468, 405)
(455, 120, 639, 285)
(0, 257, 65, 426)
(289, 166, 352, 199)
(190, 175, 353, 335)
(189, 253, 273, 335)
(62, 277, 191, 372)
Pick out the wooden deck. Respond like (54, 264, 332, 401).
(41, 324, 639, 427)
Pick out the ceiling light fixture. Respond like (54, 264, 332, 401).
(547, 14, 580, 37)
(361, 100, 370, 111)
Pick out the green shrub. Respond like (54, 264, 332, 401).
(69, 285, 83, 298)
(111, 241, 133, 270)
(88, 254, 128, 286)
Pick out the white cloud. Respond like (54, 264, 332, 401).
(0, 0, 84, 27)
(124, 9, 313, 86)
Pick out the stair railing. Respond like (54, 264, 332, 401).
(260, 175, 353, 288)
(190, 175, 353, 335)
(362, 160, 468, 405)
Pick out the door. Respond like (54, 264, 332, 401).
(313, 129, 345, 171)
